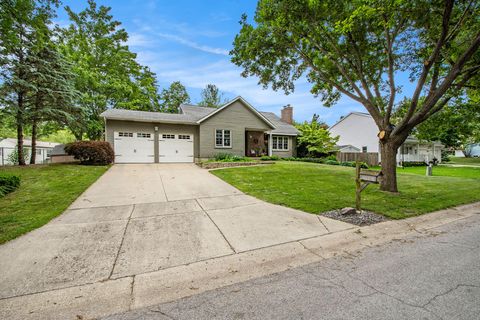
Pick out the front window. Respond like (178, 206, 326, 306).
(362, 146, 368, 153)
(215, 129, 231, 148)
(273, 136, 288, 151)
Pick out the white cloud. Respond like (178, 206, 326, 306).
(126, 33, 155, 48)
(154, 59, 363, 124)
(155, 32, 229, 55)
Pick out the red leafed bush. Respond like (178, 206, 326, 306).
(64, 141, 114, 165)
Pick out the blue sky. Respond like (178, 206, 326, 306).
(57, 0, 413, 125)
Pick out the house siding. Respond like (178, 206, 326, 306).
(329, 114, 380, 153)
(198, 101, 272, 158)
(105, 120, 200, 161)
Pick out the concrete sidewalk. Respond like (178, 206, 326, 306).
(0, 164, 352, 319)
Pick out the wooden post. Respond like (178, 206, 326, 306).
(355, 160, 361, 212)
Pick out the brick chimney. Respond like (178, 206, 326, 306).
(281, 105, 293, 124)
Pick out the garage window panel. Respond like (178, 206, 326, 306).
(137, 133, 151, 138)
(162, 134, 175, 139)
(119, 132, 133, 137)
(215, 129, 231, 148)
(178, 135, 190, 140)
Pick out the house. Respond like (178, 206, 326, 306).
(0, 138, 59, 166)
(328, 112, 444, 165)
(100, 96, 300, 163)
(50, 144, 77, 163)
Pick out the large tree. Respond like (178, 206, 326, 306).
(198, 84, 226, 108)
(231, 0, 480, 192)
(0, 0, 59, 165)
(59, 0, 161, 140)
(159, 81, 191, 113)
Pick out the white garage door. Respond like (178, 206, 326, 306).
(159, 133, 194, 163)
(114, 131, 154, 163)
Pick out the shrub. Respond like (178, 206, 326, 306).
(402, 161, 427, 167)
(260, 155, 280, 161)
(0, 174, 20, 197)
(339, 161, 369, 169)
(64, 141, 114, 165)
(213, 153, 248, 162)
(325, 154, 337, 161)
(324, 159, 339, 165)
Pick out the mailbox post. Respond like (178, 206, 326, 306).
(355, 161, 383, 212)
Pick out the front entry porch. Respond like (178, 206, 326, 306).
(245, 131, 269, 157)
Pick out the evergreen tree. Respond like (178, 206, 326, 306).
(199, 84, 226, 108)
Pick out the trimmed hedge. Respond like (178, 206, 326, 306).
(281, 157, 368, 169)
(64, 141, 114, 165)
(402, 161, 427, 167)
(260, 155, 280, 161)
(0, 174, 20, 197)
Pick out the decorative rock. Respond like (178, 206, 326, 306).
(340, 207, 357, 215)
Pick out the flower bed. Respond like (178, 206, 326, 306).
(197, 161, 275, 170)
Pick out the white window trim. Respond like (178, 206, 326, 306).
(272, 135, 289, 151)
(215, 129, 232, 149)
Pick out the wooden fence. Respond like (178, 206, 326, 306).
(336, 152, 379, 166)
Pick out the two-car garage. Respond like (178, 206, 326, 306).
(114, 131, 194, 163)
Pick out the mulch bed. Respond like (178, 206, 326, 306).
(322, 209, 389, 226)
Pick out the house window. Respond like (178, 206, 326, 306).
(118, 132, 133, 137)
(36, 149, 42, 155)
(162, 134, 175, 139)
(362, 146, 368, 153)
(273, 136, 288, 151)
(215, 129, 231, 148)
(178, 135, 190, 140)
(137, 133, 151, 138)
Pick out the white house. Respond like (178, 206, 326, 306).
(329, 112, 444, 165)
(0, 138, 59, 166)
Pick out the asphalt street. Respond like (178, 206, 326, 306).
(103, 214, 480, 320)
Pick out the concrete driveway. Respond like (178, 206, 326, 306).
(0, 164, 352, 319)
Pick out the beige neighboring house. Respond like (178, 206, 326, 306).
(100, 96, 300, 163)
(329, 112, 444, 165)
(0, 138, 59, 166)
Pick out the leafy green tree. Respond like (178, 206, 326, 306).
(231, 0, 480, 192)
(296, 118, 338, 157)
(160, 81, 191, 113)
(59, 0, 161, 140)
(0, 0, 59, 165)
(199, 84, 226, 108)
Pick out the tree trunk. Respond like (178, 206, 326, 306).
(16, 92, 26, 166)
(379, 141, 399, 193)
(30, 118, 37, 164)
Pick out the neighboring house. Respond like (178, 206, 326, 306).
(50, 144, 77, 163)
(335, 145, 361, 153)
(465, 143, 480, 157)
(100, 96, 299, 163)
(0, 138, 59, 166)
(329, 112, 444, 165)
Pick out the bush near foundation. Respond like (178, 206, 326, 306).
(64, 141, 114, 165)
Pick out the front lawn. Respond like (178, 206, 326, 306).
(447, 156, 480, 166)
(384, 165, 480, 179)
(0, 164, 109, 244)
(212, 162, 480, 219)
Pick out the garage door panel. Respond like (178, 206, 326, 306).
(159, 133, 194, 163)
(114, 131, 155, 163)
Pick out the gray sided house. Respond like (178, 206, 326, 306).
(101, 96, 299, 163)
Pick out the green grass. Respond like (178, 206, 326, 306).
(212, 162, 480, 219)
(0, 164, 109, 244)
(372, 165, 480, 179)
(447, 156, 480, 166)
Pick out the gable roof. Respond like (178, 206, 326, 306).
(0, 138, 59, 148)
(100, 96, 300, 135)
(260, 112, 299, 135)
(100, 108, 200, 124)
(328, 112, 371, 131)
(196, 96, 276, 129)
